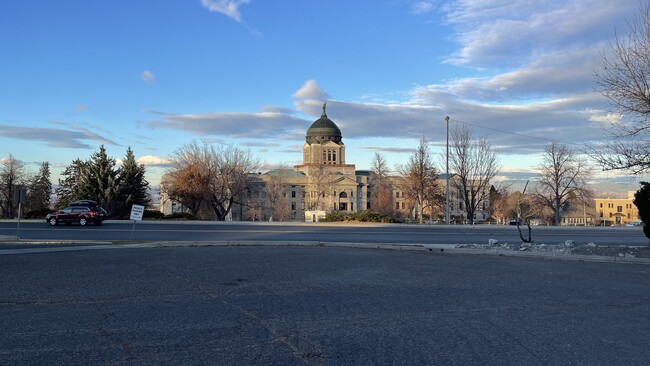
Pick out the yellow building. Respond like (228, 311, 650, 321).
(594, 192, 639, 226)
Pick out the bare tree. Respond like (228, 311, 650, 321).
(396, 136, 442, 224)
(306, 163, 335, 211)
(448, 125, 500, 224)
(535, 142, 592, 226)
(162, 142, 210, 216)
(264, 166, 291, 222)
(163, 140, 260, 220)
(208, 145, 260, 220)
(0, 155, 27, 219)
(489, 183, 511, 225)
(593, 1, 650, 174)
(370, 153, 394, 215)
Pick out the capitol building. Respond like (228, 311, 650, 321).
(162, 104, 491, 223)
(231, 104, 489, 223)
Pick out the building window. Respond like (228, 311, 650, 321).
(402, 202, 406, 209)
(609, 212, 613, 218)
(396, 192, 400, 198)
(291, 191, 296, 198)
(396, 202, 400, 210)
(367, 202, 371, 210)
(599, 210, 603, 218)
(291, 202, 296, 210)
(351, 203, 354, 211)
(599, 203, 603, 208)
(283, 191, 286, 197)
(301, 202, 305, 210)
(333, 151, 336, 162)
(617, 206, 623, 213)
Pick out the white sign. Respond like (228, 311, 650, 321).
(129, 204, 145, 221)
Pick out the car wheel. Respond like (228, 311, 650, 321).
(79, 217, 87, 226)
(49, 217, 57, 226)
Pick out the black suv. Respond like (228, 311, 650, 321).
(46, 201, 108, 226)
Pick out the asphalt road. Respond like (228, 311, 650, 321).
(1, 246, 648, 365)
(0, 220, 647, 246)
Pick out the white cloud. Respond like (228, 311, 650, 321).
(441, 0, 635, 68)
(137, 155, 172, 167)
(411, 1, 435, 15)
(0, 124, 119, 149)
(140, 70, 156, 83)
(292, 80, 331, 101)
(200, 0, 252, 22)
(146, 110, 308, 140)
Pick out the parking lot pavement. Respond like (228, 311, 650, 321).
(1, 246, 649, 365)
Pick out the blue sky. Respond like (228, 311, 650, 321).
(0, 0, 645, 195)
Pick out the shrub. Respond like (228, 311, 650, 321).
(24, 208, 53, 219)
(321, 211, 348, 222)
(143, 210, 165, 220)
(164, 212, 197, 220)
(321, 210, 396, 223)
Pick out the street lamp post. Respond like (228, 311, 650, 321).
(445, 116, 450, 225)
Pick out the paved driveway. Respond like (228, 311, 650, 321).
(1, 246, 649, 365)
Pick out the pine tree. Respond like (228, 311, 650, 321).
(633, 182, 650, 247)
(25, 162, 52, 212)
(78, 145, 120, 214)
(55, 159, 87, 209)
(115, 147, 150, 217)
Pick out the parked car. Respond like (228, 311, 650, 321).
(626, 220, 643, 227)
(69, 199, 99, 208)
(46, 205, 108, 226)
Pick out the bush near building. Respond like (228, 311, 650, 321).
(143, 210, 165, 220)
(321, 210, 396, 223)
(164, 212, 197, 220)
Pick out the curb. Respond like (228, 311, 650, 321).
(1, 240, 649, 265)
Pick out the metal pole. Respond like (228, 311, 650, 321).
(445, 116, 450, 225)
(16, 202, 21, 240)
(130, 220, 136, 241)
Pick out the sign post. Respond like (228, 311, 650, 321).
(129, 204, 145, 241)
(14, 186, 27, 240)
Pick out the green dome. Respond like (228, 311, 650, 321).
(306, 103, 342, 144)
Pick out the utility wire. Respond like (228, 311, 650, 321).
(449, 118, 586, 147)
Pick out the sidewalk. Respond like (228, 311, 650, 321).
(1, 239, 649, 265)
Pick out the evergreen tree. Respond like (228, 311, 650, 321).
(78, 145, 120, 214)
(55, 159, 87, 209)
(25, 162, 52, 212)
(115, 147, 150, 217)
(633, 182, 650, 247)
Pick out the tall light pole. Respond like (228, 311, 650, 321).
(445, 116, 450, 225)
